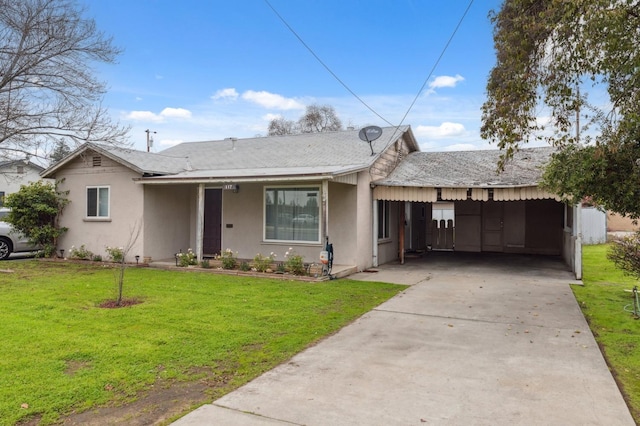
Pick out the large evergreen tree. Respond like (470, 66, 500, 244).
(481, 0, 640, 216)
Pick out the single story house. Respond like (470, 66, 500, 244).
(0, 160, 46, 206)
(41, 126, 582, 278)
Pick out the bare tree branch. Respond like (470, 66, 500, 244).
(0, 0, 129, 163)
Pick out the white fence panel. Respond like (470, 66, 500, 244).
(582, 207, 607, 245)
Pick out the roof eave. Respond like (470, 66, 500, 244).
(134, 173, 341, 185)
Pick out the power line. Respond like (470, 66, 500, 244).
(385, 0, 475, 145)
(264, 0, 475, 150)
(263, 0, 395, 126)
(402, 1, 475, 129)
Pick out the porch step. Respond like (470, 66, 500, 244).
(329, 264, 358, 279)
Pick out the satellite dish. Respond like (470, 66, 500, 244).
(358, 126, 382, 155)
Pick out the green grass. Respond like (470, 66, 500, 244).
(0, 261, 405, 425)
(574, 244, 640, 423)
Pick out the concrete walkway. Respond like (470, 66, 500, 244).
(173, 253, 635, 425)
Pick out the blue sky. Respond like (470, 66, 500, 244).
(82, 0, 505, 152)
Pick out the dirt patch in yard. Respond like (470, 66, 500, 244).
(58, 367, 238, 425)
(60, 380, 209, 426)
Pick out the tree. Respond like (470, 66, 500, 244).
(298, 104, 343, 133)
(267, 104, 343, 136)
(540, 135, 640, 219)
(268, 117, 296, 136)
(49, 139, 72, 163)
(112, 219, 141, 307)
(0, 0, 129, 163)
(481, 0, 640, 215)
(3, 180, 68, 257)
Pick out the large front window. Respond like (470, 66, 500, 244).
(87, 186, 110, 218)
(265, 186, 320, 242)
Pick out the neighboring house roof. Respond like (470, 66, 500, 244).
(42, 126, 416, 182)
(42, 143, 190, 177)
(373, 147, 556, 188)
(0, 160, 44, 172)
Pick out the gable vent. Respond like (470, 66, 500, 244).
(92, 156, 102, 167)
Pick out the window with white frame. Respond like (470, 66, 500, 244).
(86, 186, 110, 218)
(265, 186, 320, 242)
(378, 200, 390, 239)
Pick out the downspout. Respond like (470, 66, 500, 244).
(322, 179, 329, 242)
(372, 198, 379, 267)
(196, 183, 205, 263)
(399, 201, 405, 265)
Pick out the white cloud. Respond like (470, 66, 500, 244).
(263, 113, 282, 121)
(429, 74, 465, 90)
(125, 110, 164, 122)
(414, 122, 466, 139)
(135, 96, 143, 101)
(241, 90, 305, 110)
(160, 107, 192, 119)
(212, 88, 239, 101)
(125, 107, 192, 122)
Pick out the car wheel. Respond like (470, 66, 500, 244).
(0, 237, 12, 260)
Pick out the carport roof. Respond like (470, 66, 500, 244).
(373, 146, 555, 188)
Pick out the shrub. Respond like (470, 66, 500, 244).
(252, 252, 276, 272)
(217, 248, 238, 270)
(608, 232, 640, 279)
(92, 254, 102, 262)
(239, 261, 250, 272)
(200, 259, 211, 269)
(68, 245, 93, 260)
(176, 249, 197, 267)
(3, 180, 69, 258)
(284, 247, 306, 275)
(105, 246, 124, 263)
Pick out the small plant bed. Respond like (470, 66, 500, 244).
(0, 260, 405, 425)
(170, 247, 327, 280)
(574, 244, 640, 423)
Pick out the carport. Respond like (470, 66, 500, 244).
(371, 147, 582, 279)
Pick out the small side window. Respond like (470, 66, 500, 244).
(86, 186, 109, 218)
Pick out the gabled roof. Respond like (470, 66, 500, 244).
(373, 146, 555, 188)
(42, 143, 190, 178)
(42, 126, 417, 182)
(0, 160, 44, 172)
(141, 126, 415, 183)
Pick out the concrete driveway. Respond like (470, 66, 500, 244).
(173, 253, 635, 425)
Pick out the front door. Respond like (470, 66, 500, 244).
(482, 201, 504, 252)
(203, 189, 222, 256)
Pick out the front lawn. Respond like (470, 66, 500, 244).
(575, 244, 640, 423)
(0, 261, 405, 425)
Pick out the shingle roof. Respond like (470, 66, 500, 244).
(155, 126, 413, 179)
(0, 160, 44, 172)
(42, 127, 415, 181)
(373, 147, 555, 188)
(90, 144, 189, 175)
(42, 143, 190, 177)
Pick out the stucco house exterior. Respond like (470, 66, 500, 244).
(0, 160, 45, 206)
(41, 126, 582, 278)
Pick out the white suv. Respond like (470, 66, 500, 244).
(0, 208, 37, 260)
